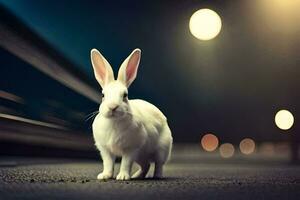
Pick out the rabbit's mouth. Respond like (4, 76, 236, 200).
(107, 110, 126, 118)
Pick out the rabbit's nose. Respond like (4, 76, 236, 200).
(108, 104, 119, 111)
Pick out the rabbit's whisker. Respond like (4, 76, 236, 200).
(85, 111, 99, 121)
(86, 111, 99, 118)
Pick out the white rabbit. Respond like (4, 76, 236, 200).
(91, 48, 173, 181)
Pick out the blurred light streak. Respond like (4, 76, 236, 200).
(239, 138, 255, 155)
(42, 115, 70, 126)
(219, 143, 235, 158)
(0, 113, 67, 130)
(0, 12, 101, 103)
(0, 90, 24, 104)
(275, 109, 294, 130)
(189, 9, 222, 40)
(201, 133, 219, 152)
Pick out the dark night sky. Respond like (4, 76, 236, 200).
(0, 0, 299, 143)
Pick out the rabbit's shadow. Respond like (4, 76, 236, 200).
(130, 177, 179, 182)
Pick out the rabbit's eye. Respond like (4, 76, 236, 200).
(101, 93, 104, 98)
(123, 93, 128, 100)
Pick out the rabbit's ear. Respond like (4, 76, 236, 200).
(91, 49, 114, 88)
(117, 49, 141, 87)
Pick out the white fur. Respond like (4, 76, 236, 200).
(91, 48, 173, 180)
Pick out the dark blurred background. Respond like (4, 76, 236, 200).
(0, 0, 299, 161)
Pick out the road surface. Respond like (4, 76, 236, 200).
(0, 155, 299, 200)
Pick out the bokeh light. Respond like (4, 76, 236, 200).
(259, 142, 275, 156)
(275, 142, 291, 155)
(189, 9, 222, 40)
(201, 133, 219, 152)
(275, 109, 294, 130)
(219, 143, 235, 158)
(239, 138, 255, 155)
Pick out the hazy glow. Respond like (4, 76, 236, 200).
(201, 133, 219, 152)
(189, 9, 222, 40)
(219, 143, 235, 158)
(252, 0, 300, 39)
(275, 110, 294, 130)
(239, 138, 255, 155)
(275, 142, 291, 155)
(259, 142, 275, 156)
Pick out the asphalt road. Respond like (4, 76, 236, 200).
(0, 155, 299, 200)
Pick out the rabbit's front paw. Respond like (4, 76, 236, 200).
(116, 172, 130, 180)
(97, 172, 113, 180)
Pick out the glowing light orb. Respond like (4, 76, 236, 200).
(201, 133, 219, 152)
(219, 143, 235, 158)
(239, 138, 255, 155)
(275, 109, 294, 130)
(189, 9, 222, 40)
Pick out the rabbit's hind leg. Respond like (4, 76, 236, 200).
(153, 148, 169, 178)
(131, 160, 150, 179)
(153, 126, 172, 178)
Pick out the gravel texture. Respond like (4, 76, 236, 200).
(0, 157, 299, 199)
